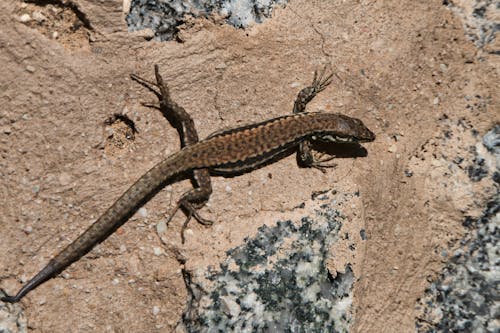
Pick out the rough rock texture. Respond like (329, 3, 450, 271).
(0, 0, 498, 332)
(0, 291, 27, 333)
(444, 0, 499, 53)
(127, 0, 288, 40)
(415, 127, 499, 333)
(181, 196, 352, 332)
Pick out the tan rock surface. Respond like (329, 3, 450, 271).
(0, 0, 497, 332)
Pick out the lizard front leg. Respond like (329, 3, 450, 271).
(293, 66, 337, 172)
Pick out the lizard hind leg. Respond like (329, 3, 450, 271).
(130, 65, 182, 119)
(180, 202, 214, 244)
(165, 200, 214, 244)
(166, 175, 214, 244)
(166, 199, 213, 244)
(134, 65, 215, 243)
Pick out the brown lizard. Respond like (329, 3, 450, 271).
(1, 65, 375, 303)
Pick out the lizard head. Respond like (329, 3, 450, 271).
(311, 113, 376, 144)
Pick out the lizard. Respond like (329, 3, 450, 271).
(1, 65, 375, 303)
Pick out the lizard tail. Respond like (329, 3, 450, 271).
(2, 151, 188, 303)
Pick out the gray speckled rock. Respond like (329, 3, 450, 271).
(415, 126, 500, 333)
(0, 291, 27, 333)
(444, 0, 499, 51)
(127, 0, 288, 41)
(181, 202, 354, 333)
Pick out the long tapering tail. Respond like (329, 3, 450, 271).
(1, 152, 187, 303)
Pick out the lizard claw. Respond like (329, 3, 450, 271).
(312, 65, 334, 94)
(166, 201, 213, 244)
